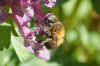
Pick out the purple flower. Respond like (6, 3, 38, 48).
(0, 0, 56, 61)
(20, 0, 31, 7)
(0, 8, 7, 23)
(15, 6, 34, 26)
(31, 0, 45, 20)
(35, 46, 50, 61)
(43, 0, 56, 8)
(0, 0, 6, 6)
(24, 38, 50, 61)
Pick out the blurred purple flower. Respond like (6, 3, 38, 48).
(0, 8, 7, 23)
(14, 6, 34, 26)
(0, 0, 56, 61)
(44, 0, 56, 8)
(35, 46, 50, 61)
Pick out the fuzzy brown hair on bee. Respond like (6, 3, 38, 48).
(46, 21, 65, 48)
(43, 15, 65, 49)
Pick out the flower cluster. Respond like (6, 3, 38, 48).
(0, 0, 56, 61)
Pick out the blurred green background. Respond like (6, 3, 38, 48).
(0, 0, 100, 66)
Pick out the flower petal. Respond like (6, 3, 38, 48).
(0, 8, 7, 23)
(35, 47, 50, 61)
(43, 0, 56, 8)
(14, 6, 34, 25)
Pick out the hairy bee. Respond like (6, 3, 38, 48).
(25, 15, 65, 49)
(43, 15, 65, 49)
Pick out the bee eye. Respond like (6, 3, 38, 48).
(44, 16, 56, 23)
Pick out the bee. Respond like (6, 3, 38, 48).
(25, 15, 65, 49)
(43, 15, 65, 49)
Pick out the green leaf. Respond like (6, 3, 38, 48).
(76, 0, 92, 19)
(0, 23, 11, 50)
(0, 49, 11, 66)
(20, 58, 59, 66)
(56, 0, 68, 6)
(62, 0, 77, 17)
(11, 35, 34, 62)
(66, 29, 78, 43)
(78, 25, 89, 46)
(73, 48, 88, 63)
(0, 48, 20, 66)
(62, 0, 92, 29)
(92, 0, 100, 14)
(89, 32, 100, 50)
(63, 0, 92, 18)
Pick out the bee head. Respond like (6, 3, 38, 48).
(44, 14, 57, 27)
